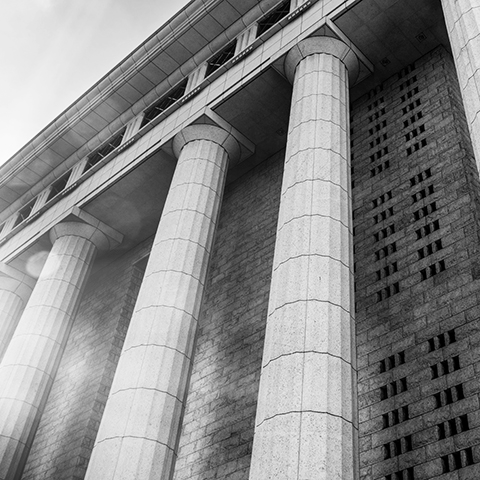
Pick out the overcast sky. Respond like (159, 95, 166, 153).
(0, 0, 191, 167)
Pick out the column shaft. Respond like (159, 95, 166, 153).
(441, 0, 480, 169)
(0, 279, 32, 362)
(85, 129, 234, 480)
(249, 45, 357, 479)
(0, 224, 103, 480)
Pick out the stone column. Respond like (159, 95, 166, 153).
(85, 125, 239, 480)
(0, 276, 32, 362)
(441, 0, 480, 169)
(0, 222, 111, 480)
(249, 37, 359, 480)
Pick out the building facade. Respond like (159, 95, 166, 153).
(0, 0, 480, 479)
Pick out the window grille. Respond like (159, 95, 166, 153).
(84, 127, 127, 172)
(13, 199, 37, 228)
(46, 171, 72, 203)
(256, 0, 291, 37)
(205, 42, 237, 77)
(141, 79, 188, 128)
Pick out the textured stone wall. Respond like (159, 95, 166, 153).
(351, 46, 480, 480)
(21, 241, 151, 480)
(172, 149, 284, 480)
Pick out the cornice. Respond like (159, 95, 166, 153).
(0, 0, 220, 187)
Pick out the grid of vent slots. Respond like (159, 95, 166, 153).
(409, 167, 447, 282)
(378, 349, 413, 479)
(372, 187, 399, 302)
(397, 67, 427, 158)
(428, 328, 475, 473)
(364, 87, 402, 302)
(366, 91, 390, 180)
(379, 329, 473, 479)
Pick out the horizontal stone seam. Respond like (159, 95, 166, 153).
(278, 213, 351, 233)
(179, 151, 227, 164)
(170, 181, 223, 196)
(281, 177, 349, 197)
(288, 119, 348, 135)
(273, 253, 350, 272)
(152, 237, 209, 253)
(296, 55, 345, 78)
(0, 394, 48, 409)
(123, 343, 190, 359)
(110, 386, 183, 403)
(0, 434, 27, 446)
(161, 207, 215, 223)
(263, 350, 356, 371)
(295, 53, 351, 82)
(291, 92, 347, 109)
(22, 302, 79, 317)
(28, 276, 84, 290)
(142, 268, 205, 285)
(176, 160, 227, 176)
(8, 332, 65, 347)
(291, 92, 346, 108)
(45, 251, 93, 264)
(134, 303, 198, 319)
(269, 299, 351, 317)
(95, 435, 175, 450)
(256, 410, 357, 429)
(285, 146, 347, 162)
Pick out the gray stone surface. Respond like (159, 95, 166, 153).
(249, 37, 358, 480)
(85, 125, 235, 480)
(0, 222, 110, 480)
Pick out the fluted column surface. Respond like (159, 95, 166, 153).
(249, 49, 357, 479)
(85, 135, 230, 480)
(441, 0, 480, 168)
(0, 224, 101, 480)
(0, 279, 32, 362)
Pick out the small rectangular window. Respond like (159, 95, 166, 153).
(141, 79, 188, 128)
(205, 42, 237, 77)
(46, 171, 72, 203)
(13, 198, 37, 228)
(256, 0, 291, 37)
(84, 127, 127, 172)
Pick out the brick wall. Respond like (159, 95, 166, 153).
(21, 241, 151, 480)
(351, 46, 480, 480)
(172, 149, 284, 480)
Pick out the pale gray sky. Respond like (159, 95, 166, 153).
(0, 0, 191, 167)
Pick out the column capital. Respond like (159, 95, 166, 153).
(49, 221, 111, 251)
(173, 124, 241, 163)
(284, 36, 359, 84)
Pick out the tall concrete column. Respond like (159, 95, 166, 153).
(0, 222, 112, 480)
(249, 37, 359, 480)
(85, 125, 239, 480)
(441, 0, 480, 169)
(0, 276, 32, 362)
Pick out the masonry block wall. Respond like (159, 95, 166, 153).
(173, 149, 284, 480)
(351, 46, 480, 480)
(20, 240, 151, 480)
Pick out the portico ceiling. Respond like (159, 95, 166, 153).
(333, 0, 449, 100)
